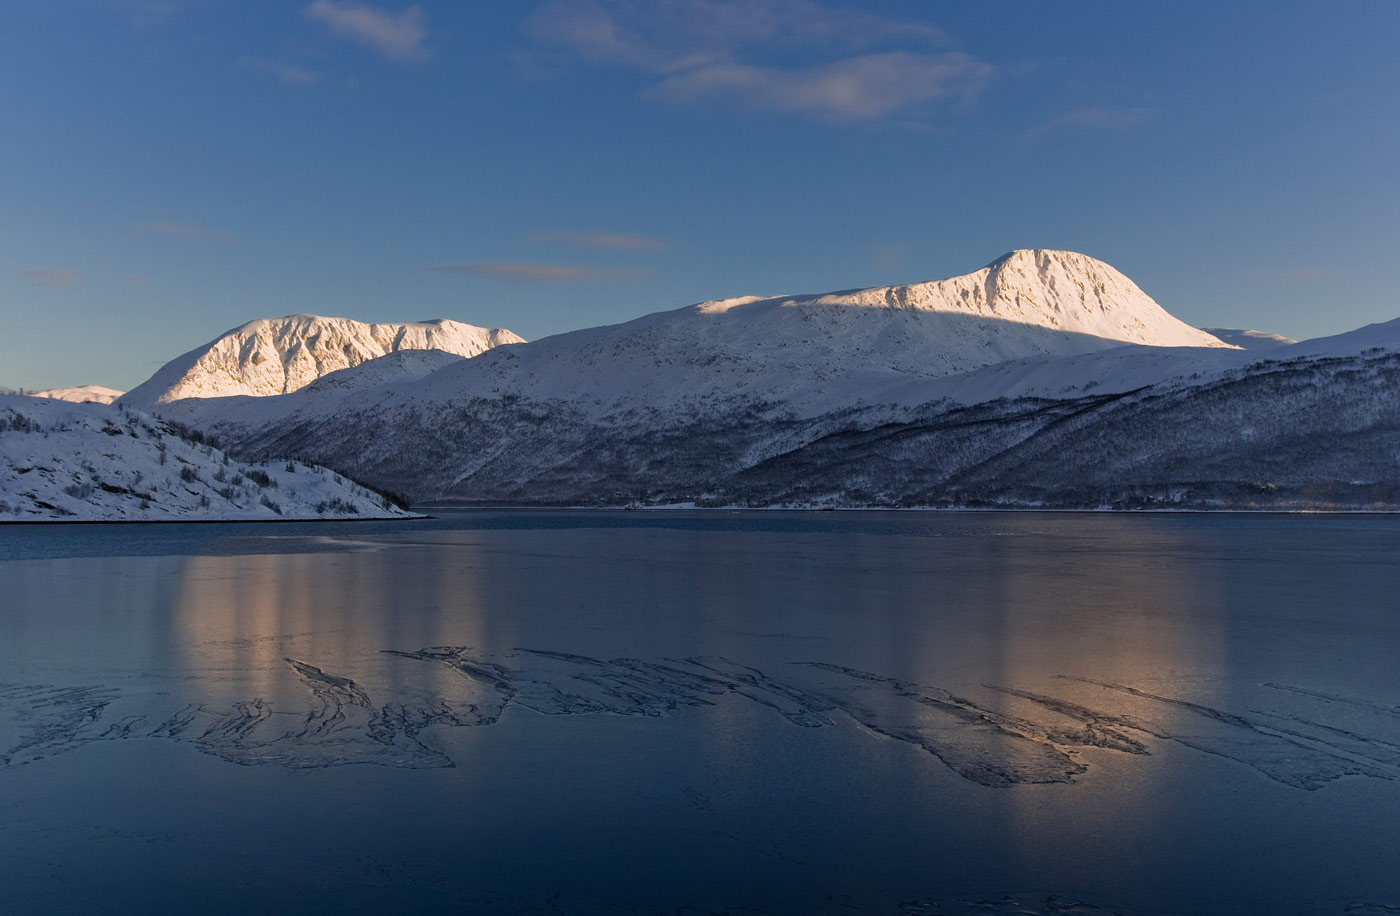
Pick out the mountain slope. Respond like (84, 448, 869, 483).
(0, 396, 412, 521)
(120, 314, 523, 408)
(1201, 328, 1296, 351)
(166, 249, 1230, 428)
(720, 346, 1400, 509)
(247, 335, 1395, 509)
(394, 248, 1232, 417)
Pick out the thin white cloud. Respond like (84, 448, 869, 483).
(532, 230, 671, 251)
(653, 51, 991, 121)
(1034, 106, 1154, 133)
(532, 0, 948, 69)
(430, 261, 641, 283)
(529, 0, 987, 123)
(19, 269, 82, 288)
(131, 220, 232, 241)
(305, 1, 429, 62)
(238, 57, 321, 85)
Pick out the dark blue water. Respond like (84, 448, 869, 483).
(2, 510, 1398, 915)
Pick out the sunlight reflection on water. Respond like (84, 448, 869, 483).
(2, 511, 1399, 914)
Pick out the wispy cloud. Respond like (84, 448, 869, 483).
(533, 0, 949, 66)
(19, 269, 82, 288)
(238, 56, 321, 85)
(653, 51, 990, 120)
(430, 261, 640, 283)
(131, 220, 232, 241)
(529, 0, 990, 122)
(305, 1, 429, 62)
(532, 230, 671, 251)
(1033, 106, 1154, 134)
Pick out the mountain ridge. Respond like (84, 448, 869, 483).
(144, 249, 1299, 506)
(29, 385, 125, 404)
(373, 248, 1235, 419)
(120, 314, 523, 408)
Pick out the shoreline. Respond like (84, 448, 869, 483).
(0, 513, 429, 526)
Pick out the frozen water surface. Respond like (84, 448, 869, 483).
(1, 510, 1399, 914)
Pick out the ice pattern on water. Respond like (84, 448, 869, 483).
(2, 649, 1398, 790)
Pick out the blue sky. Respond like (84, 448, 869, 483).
(2, 1, 1398, 390)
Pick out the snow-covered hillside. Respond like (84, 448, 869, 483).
(120, 314, 523, 408)
(394, 248, 1233, 417)
(722, 344, 1400, 510)
(0, 396, 413, 521)
(29, 385, 125, 404)
(143, 250, 1273, 502)
(118, 249, 1400, 509)
(162, 249, 1234, 433)
(25, 247, 1399, 511)
(1200, 328, 1296, 351)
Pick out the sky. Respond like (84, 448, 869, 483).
(1, 1, 1398, 391)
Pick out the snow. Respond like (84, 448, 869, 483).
(0, 396, 414, 521)
(142, 249, 1269, 449)
(298, 348, 466, 395)
(393, 248, 1235, 416)
(806, 249, 1232, 348)
(96, 248, 1400, 509)
(120, 314, 523, 408)
(149, 250, 1236, 430)
(1200, 328, 1296, 351)
(1284, 317, 1400, 359)
(29, 385, 125, 404)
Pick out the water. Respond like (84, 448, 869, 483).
(2, 510, 1399, 915)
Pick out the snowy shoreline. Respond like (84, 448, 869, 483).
(2, 396, 416, 522)
(0, 513, 429, 525)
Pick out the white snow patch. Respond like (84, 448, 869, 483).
(1200, 328, 1296, 350)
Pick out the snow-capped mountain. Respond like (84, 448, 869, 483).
(406, 248, 1231, 416)
(29, 385, 125, 404)
(34, 247, 1399, 513)
(163, 249, 1231, 429)
(0, 396, 413, 521)
(120, 314, 523, 408)
(146, 250, 1273, 504)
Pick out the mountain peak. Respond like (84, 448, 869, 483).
(28, 384, 125, 404)
(121, 314, 524, 407)
(799, 249, 1231, 351)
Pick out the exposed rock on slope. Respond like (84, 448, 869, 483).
(120, 314, 523, 408)
(0, 396, 412, 521)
